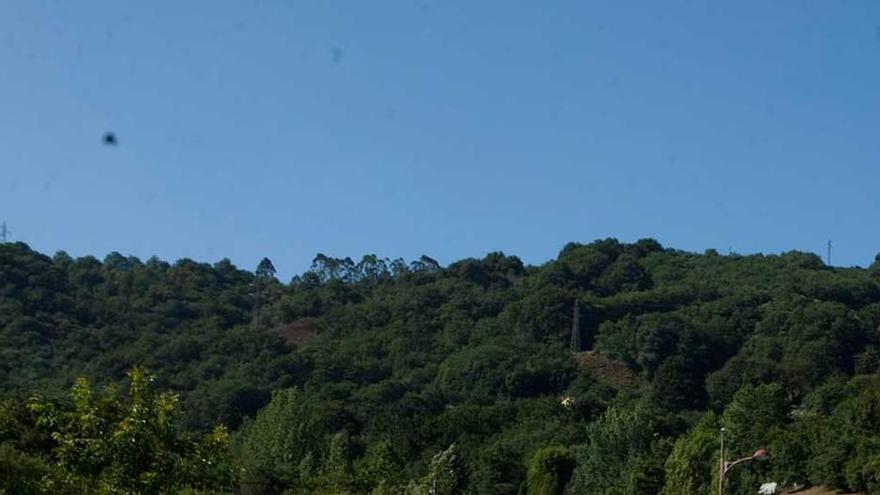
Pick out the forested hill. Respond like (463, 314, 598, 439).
(3, 239, 880, 494)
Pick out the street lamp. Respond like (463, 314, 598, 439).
(718, 428, 769, 495)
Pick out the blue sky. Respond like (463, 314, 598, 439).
(2, 1, 879, 280)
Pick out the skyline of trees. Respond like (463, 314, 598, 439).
(4, 239, 880, 493)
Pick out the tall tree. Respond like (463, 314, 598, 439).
(252, 257, 276, 329)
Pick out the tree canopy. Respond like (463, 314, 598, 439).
(3, 239, 880, 493)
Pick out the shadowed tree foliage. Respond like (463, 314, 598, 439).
(3, 239, 880, 492)
(525, 446, 574, 495)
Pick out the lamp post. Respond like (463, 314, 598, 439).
(718, 428, 769, 495)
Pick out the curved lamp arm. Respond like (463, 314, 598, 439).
(724, 449, 770, 476)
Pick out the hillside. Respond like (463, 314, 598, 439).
(3, 239, 880, 494)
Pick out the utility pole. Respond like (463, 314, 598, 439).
(717, 427, 770, 495)
(718, 428, 725, 495)
(0, 222, 9, 243)
(827, 240, 832, 266)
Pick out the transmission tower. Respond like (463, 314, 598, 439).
(252, 279, 262, 330)
(0, 222, 9, 243)
(570, 299, 582, 353)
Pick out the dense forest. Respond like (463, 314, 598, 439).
(3, 239, 880, 494)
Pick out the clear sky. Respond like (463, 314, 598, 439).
(2, 1, 879, 280)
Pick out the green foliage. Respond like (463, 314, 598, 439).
(356, 440, 406, 492)
(715, 384, 785, 495)
(16, 368, 232, 494)
(721, 383, 786, 457)
(805, 376, 880, 493)
(664, 384, 804, 495)
(660, 412, 719, 495)
(568, 402, 672, 495)
(525, 446, 574, 495)
(0, 442, 54, 495)
(234, 388, 326, 492)
(6, 239, 880, 493)
(420, 443, 466, 495)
